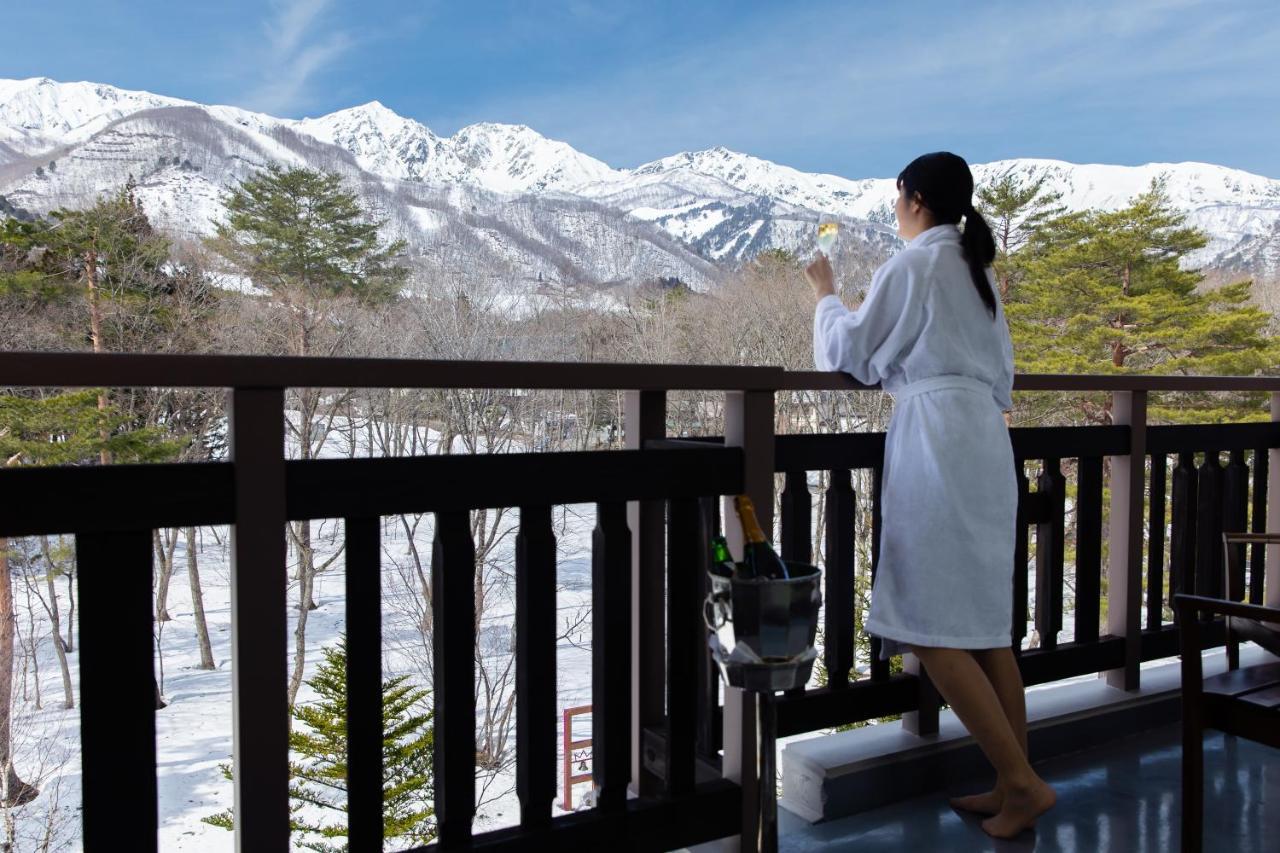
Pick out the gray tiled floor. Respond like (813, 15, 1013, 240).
(779, 724, 1278, 852)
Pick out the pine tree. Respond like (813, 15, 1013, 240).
(975, 171, 1066, 299)
(210, 164, 407, 313)
(1005, 180, 1278, 423)
(204, 639, 436, 850)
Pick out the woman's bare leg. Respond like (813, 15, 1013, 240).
(949, 647, 1028, 815)
(910, 645, 1055, 838)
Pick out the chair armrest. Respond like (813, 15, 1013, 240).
(1175, 594, 1280, 623)
(1222, 532, 1280, 545)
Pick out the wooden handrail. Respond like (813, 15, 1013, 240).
(778, 369, 1280, 392)
(3, 350, 1280, 393)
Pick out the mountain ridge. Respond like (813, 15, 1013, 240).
(2, 76, 1278, 284)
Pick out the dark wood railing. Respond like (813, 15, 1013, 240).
(1, 352, 1279, 851)
(691, 374, 1280, 765)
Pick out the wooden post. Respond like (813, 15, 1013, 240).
(722, 389, 776, 852)
(1268, 393, 1280, 610)
(1105, 390, 1146, 691)
(625, 390, 666, 796)
(229, 388, 289, 852)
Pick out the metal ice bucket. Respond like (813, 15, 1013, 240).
(705, 561, 821, 662)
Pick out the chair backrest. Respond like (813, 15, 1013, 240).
(1222, 532, 1280, 603)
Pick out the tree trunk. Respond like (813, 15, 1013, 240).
(64, 571, 74, 653)
(85, 248, 112, 466)
(39, 538, 74, 709)
(0, 538, 38, 806)
(288, 557, 314, 707)
(153, 529, 176, 623)
(22, 585, 40, 711)
(186, 527, 216, 670)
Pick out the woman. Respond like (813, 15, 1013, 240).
(805, 152, 1055, 839)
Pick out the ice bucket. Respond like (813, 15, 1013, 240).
(705, 561, 821, 662)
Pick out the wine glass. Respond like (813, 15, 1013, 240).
(816, 213, 839, 257)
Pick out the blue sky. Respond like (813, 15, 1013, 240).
(3, 0, 1278, 178)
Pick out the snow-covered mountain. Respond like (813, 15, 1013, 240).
(3, 76, 1279, 289)
(0, 78, 723, 296)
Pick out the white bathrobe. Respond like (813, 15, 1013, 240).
(813, 223, 1016, 654)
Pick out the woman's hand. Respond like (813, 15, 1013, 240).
(805, 254, 836, 301)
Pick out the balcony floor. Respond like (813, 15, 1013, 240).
(779, 723, 1278, 852)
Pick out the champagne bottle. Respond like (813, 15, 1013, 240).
(733, 495, 790, 580)
(711, 535, 733, 566)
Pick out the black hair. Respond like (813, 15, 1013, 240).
(896, 152, 998, 318)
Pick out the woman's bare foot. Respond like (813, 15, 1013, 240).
(980, 779, 1055, 839)
(949, 789, 1002, 815)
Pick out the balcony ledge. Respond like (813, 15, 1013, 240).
(780, 643, 1274, 824)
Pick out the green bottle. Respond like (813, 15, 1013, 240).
(710, 535, 735, 574)
(733, 495, 790, 580)
(711, 535, 732, 564)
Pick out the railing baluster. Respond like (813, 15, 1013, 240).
(1170, 451, 1198, 620)
(823, 469, 856, 688)
(1013, 457, 1030, 650)
(516, 505, 557, 830)
(229, 386, 289, 852)
(869, 465, 890, 681)
(592, 501, 632, 811)
(1147, 453, 1168, 630)
(76, 529, 157, 853)
(433, 509, 477, 846)
(345, 516, 383, 851)
(697, 495, 722, 756)
(1075, 456, 1103, 644)
(1250, 448, 1268, 604)
(666, 498, 700, 798)
(1035, 458, 1066, 650)
(780, 470, 812, 564)
(1224, 449, 1249, 601)
(1270, 392, 1280, 611)
(780, 472, 813, 699)
(1195, 450, 1225, 602)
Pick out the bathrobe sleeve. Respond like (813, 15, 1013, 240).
(812, 254, 928, 385)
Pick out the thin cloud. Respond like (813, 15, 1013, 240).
(243, 0, 352, 115)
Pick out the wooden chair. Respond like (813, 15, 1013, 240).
(1176, 531, 1280, 853)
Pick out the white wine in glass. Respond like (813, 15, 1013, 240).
(817, 215, 839, 256)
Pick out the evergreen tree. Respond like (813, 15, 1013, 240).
(0, 391, 176, 466)
(1005, 181, 1277, 423)
(210, 164, 407, 319)
(1, 182, 189, 356)
(975, 172, 1066, 299)
(205, 639, 436, 850)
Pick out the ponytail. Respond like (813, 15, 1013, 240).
(962, 204, 997, 318)
(897, 151, 999, 319)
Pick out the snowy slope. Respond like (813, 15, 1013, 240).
(0, 77, 190, 155)
(0, 80, 722, 294)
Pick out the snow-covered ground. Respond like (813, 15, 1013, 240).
(7, 503, 601, 851)
(5, 408, 613, 850)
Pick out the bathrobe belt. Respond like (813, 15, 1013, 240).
(892, 374, 994, 402)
